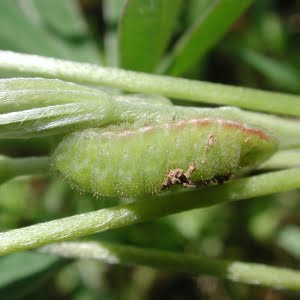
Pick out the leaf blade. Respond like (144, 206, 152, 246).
(119, 0, 182, 72)
(164, 0, 253, 76)
(0, 252, 64, 299)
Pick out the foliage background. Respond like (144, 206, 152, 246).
(0, 0, 300, 299)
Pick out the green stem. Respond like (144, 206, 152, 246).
(40, 241, 300, 291)
(259, 150, 300, 170)
(0, 155, 49, 184)
(1, 168, 300, 255)
(0, 51, 300, 116)
(1, 79, 300, 149)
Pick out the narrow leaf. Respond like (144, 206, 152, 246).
(119, 0, 182, 72)
(277, 226, 300, 260)
(236, 48, 300, 93)
(32, 0, 89, 37)
(164, 0, 253, 76)
(259, 150, 300, 170)
(0, 78, 113, 138)
(0, 0, 101, 63)
(0, 252, 64, 299)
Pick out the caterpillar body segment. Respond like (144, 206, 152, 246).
(53, 119, 277, 198)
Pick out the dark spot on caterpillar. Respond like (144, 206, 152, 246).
(192, 173, 232, 187)
(212, 174, 232, 184)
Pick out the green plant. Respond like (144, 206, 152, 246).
(1, 1, 300, 299)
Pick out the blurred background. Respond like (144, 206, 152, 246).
(0, 0, 300, 299)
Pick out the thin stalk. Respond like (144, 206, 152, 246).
(259, 150, 300, 170)
(40, 241, 300, 291)
(0, 155, 49, 184)
(0, 51, 300, 116)
(1, 78, 300, 149)
(1, 168, 300, 256)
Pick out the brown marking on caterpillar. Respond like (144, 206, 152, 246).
(97, 119, 272, 141)
(188, 119, 270, 141)
(205, 133, 216, 152)
(185, 163, 196, 180)
(161, 163, 196, 190)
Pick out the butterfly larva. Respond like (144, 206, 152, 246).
(52, 118, 277, 198)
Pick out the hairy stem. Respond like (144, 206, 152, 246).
(1, 168, 300, 255)
(1, 78, 300, 149)
(0, 51, 300, 116)
(40, 241, 300, 291)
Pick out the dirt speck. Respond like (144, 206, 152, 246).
(205, 134, 216, 152)
(161, 163, 196, 190)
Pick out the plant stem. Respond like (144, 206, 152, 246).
(2, 79, 300, 148)
(0, 155, 49, 184)
(40, 241, 300, 291)
(259, 150, 300, 170)
(0, 51, 300, 116)
(1, 168, 300, 256)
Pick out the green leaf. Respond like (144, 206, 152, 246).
(0, 252, 64, 300)
(32, 0, 88, 37)
(31, 0, 101, 63)
(186, 0, 212, 26)
(103, 0, 126, 67)
(119, 0, 182, 72)
(0, 0, 60, 56)
(103, 0, 125, 27)
(235, 48, 300, 93)
(277, 226, 300, 260)
(259, 150, 300, 170)
(164, 0, 253, 76)
(0, 0, 100, 63)
(0, 78, 113, 138)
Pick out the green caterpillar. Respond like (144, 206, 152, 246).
(52, 118, 277, 198)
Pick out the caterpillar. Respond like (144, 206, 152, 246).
(52, 118, 277, 198)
